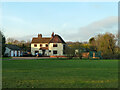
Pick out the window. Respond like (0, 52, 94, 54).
(35, 51, 38, 53)
(46, 44, 48, 47)
(40, 44, 42, 47)
(34, 44, 37, 47)
(39, 48, 42, 50)
(53, 50, 57, 54)
(53, 44, 57, 47)
(63, 45, 65, 50)
(63, 51, 65, 54)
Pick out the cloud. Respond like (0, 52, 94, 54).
(80, 16, 117, 31)
(4, 16, 118, 42)
(63, 16, 118, 41)
(79, 16, 117, 38)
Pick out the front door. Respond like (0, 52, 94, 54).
(35, 51, 39, 56)
(42, 50, 46, 56)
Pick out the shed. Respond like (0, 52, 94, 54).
(89, 51, 102, 59)
(4, 44, 23, 57)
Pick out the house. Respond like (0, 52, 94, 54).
(31, 32, 66, 57)
(4, 44, 23, 57)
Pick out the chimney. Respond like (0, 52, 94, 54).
(38, 34, 42, 38)
(51, 32, 54, 37)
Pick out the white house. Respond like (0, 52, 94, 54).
(31, 32, 66, 57)
(4, 44, 23, 57)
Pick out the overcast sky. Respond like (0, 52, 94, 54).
(1, 2, 118, 42)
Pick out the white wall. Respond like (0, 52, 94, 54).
(49, 43, 64, 56)
(31, 43, 39, 55)
(4, 47, 11, 56)
(31, 43, 48, 55)
(31, 43, 65, 56)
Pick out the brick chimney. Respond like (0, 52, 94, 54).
(38, 34, 42, 38)
(51, 32, 54, 38)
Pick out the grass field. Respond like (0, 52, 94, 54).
(2, 59, 118, 88)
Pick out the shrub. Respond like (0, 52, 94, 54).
(102, 53, 120, 59)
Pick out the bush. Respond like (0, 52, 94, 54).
(102, 53, 120, 59)
(4, 53, 9, 57)
(78, 53, 82, 59)
(67, 56, 74, 59)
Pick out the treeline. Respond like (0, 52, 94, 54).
(0, 30, 31, 57)
(89, 33, 120, 59)
(6, 38, 31, 51)
(1, 30, 120, 59)
(65, 32, 120, 59)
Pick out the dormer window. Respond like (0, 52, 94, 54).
(34, 44, 37, 47)
(53, 44, 57, 47)
(40, 44, 42, 47)
(46, 44, 48, 47)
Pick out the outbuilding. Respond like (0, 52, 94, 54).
(4, 44, 23, 57)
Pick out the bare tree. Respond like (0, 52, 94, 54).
(64, 45, 75, 59)
(6, 38, 15, 44)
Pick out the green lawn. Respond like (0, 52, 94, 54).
(2, 59, 118, 88)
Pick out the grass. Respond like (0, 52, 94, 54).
(1, 57, 12, 60)
(2, 59, 118, 88)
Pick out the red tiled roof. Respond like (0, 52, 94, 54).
(31, 37, 51, 43)
(49, 34, 66, 44)
(31, 34, 66, 44)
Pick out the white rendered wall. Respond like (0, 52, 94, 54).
(49, 43, 64, 56)
(31, 43, 48, 55)
(31, 43, 65, 56)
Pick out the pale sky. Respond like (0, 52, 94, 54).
(1, 2, 118, 42)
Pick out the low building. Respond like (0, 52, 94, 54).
(75, 49, 102, 59)
(31, 32, 66, 57)
(4, 44, 23, 57)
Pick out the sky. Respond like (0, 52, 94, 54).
(1, 2, 118, 42)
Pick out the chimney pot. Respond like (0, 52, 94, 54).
(38, 34, 42, 38)
(51, 32, 54, 37)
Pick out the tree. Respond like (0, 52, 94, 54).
(6, 38, 15, 44)
(19, 40, 31, 51)
(68, 42, 84, 59)
(0, 31, 6, 56)
(13, 40, 19, 45)
(89, 37, 97, 51)
(64, 45, 75, 59)
(6, 38, 31, 52)
(95, 33, 116, 58)
(89, 37, 95, 45)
